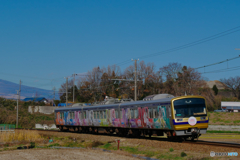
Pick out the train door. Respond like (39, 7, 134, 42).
(89, 110, 93, 126)
(142, 107, 151, 128)
(120, 108, 127, 127)
(126, 108, 131, 127)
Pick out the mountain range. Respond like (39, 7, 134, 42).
(0, 79, 59, 100)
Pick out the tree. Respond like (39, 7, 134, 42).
(212, 85, 218, 95)
(220, 76, 240, 99)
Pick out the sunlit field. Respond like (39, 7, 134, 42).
(0, 130, 43, 143)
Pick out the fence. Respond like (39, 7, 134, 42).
(0, 124, 15, 131)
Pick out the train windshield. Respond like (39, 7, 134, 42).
(173, 98, 207, 118)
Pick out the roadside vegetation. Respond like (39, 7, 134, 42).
(208, 112, 240, 125)
(0, 97, 54, 128)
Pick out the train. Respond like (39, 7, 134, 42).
(54, 95, 208, 140)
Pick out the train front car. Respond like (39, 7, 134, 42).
(171, 96, 208, 140)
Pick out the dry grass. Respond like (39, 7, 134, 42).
(0, 130, 43, 143)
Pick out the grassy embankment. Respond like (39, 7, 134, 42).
(0, 130, 213, 160)
(208, 112, 240, 125)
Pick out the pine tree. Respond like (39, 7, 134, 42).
(212, 85, 218, 95)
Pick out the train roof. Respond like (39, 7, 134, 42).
(54, 95, 206, 112)
(55, 97, 173, 111)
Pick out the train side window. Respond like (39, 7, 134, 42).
(120, 110, 122, 119)
(152, 109, 155, 118)
(100, 111, 103, 119)
(103, 111, 106, 119)
(134, 109, 138, 118)
(130, 109, 134, 118)
(115, 110, 118, 118)
(96, 111, 98, 119)
(149, 108, 153, 118)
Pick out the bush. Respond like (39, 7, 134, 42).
(169, 148, 174, 152)
(30, 142, 35, 148)
(91, 141, 103, 147)
(181, 152, 187, 157)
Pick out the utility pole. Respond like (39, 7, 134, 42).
(131, 59, 139, 101)
(72, 73, 77, 103)
(66, 77, 68, 107)
(53, 87, 56, 106)
(19, 80, 21, 100)
(16, 90, 19, 128)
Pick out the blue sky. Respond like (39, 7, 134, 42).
(1, 0, 240, 91)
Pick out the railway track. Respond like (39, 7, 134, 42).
(183, 140, 240, 148)
(15, 128, 240, 149)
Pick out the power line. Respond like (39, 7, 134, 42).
(113, 25, 240, 67)
(201, 65, 240, 74)
(194, 55, 240, 69)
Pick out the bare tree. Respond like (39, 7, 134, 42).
(221, 76, 240, 99)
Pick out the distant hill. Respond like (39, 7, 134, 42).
(0, 79, 59, 100)
(206, 80, 228, 90)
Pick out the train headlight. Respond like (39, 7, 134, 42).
(200, 117, 206, 120)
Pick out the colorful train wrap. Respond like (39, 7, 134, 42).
(55, 95, 208, 140)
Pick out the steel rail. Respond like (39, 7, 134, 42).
(183, 140, 240, 148)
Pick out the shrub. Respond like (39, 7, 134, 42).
(181, 152, 187, 157)
(169, 148, 174, 152)
(91, 141, 103, 147)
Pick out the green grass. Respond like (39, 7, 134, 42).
(157, 153, 183, 160)
(100, 143, 117, 150)
(48, 143, 60, 147)
(63, 142, 84, 148)
(233, 120, 240, 124)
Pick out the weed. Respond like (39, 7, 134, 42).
(91, 141, 103, 147)
(0, 130, 43, 143)
(181, 152, 187, 157)
(30, 142, 35, 148)
(233, 120, 240, 124)
(48, 143, 60, 147)
(4, 144, 9, 147)
(169, 148, 174, 152)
